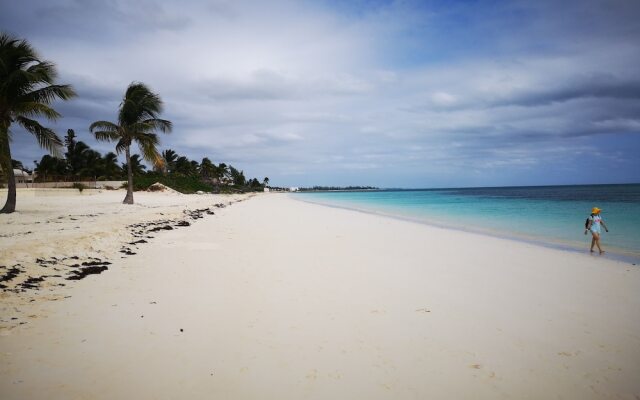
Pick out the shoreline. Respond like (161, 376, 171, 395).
(292, 195, 640, 265)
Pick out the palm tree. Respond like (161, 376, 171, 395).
(217, 163, 229, 182)
(66, 141, 91, 176)
(228, 165, 246, 186)
(90, 82, 171, 204)
(161, 149, 177, 174)
(263, 177, 269, 187)
(174, 155, 196, 176)
(64, 129, 76, 155)
(121, 154, 146, 176)
(189, 160, 200, 175)
(34, 155, 67, 180)
(200, 157, 216, 180)
(11, 159, 24, 170)
(102, 152, 122, 179)
(77, 148, 102, 177)
(0, 34, 76, 213)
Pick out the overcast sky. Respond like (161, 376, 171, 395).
(2, 0, 640, 187)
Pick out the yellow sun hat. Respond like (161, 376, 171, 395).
(591, 207, 601, 214)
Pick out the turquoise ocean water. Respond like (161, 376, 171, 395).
(295, 184, 640, 263)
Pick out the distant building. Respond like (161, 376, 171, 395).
(13, 169, 33, 184)
(289, 187, 299, 192)
(264, 187, 270, 192)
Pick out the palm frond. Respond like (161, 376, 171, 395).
(143, 118, 172, 133)
(20, 84, 76, 104)
(90, 121, 121, 142)
(136, 132, 163, 165)
(16, 116, 63, 156)
(118, 82, 164, 126)
(115, 138, 130, 154)
(90, 120, 119, 132)
(128, 121, 155, 134)
(0, 35, 39, 78)
(26, 60, 58, 83)
(137, 132, 160, 149)
(94, 131, 122, 142)
(0, 69, 34, 98)
(13, 102, 61, 120)
(152, 154, 165, 169)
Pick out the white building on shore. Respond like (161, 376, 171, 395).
(13, 169, 33, 185)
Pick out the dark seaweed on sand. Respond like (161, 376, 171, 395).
(1, 266, 22, 283)
(67, 266, 109, 280)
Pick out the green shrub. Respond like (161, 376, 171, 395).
(72, 182, 87, 192)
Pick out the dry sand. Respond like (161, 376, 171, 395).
(1, 192, 639, 399)
(0, 188, 248, 327)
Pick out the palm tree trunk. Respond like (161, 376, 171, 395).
(0, 130, 16, 214)
(123, 146, 134, 204)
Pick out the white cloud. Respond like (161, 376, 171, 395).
(4, 0, 640, 186)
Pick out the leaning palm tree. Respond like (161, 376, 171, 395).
(0, 33, 76, 213)
(90, 82, 171, 204)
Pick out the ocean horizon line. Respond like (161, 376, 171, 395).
(298, 182, 640, 192)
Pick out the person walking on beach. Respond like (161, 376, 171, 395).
(585, 207, 609, 254)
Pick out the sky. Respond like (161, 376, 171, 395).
(2, 0, 640, 188)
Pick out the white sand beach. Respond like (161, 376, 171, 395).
(0, 188, 248, 324)
(1, 192, 639, 399)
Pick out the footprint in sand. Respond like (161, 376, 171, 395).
(558, 351, 581, 357)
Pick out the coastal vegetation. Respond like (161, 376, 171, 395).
(1, 33, 270, 205)
(31, 130, 268, 194)
(0, 33, 76, 213)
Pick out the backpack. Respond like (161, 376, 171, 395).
(585, 214, 601, 229)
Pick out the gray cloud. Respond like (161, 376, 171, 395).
(1, 0, 192, 39)
(195, 70, 373, 101)
(495, 77, 640, 107)
(3, 0, 640, 186)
